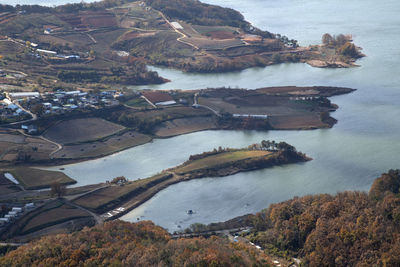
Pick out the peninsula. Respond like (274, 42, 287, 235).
(0, 0, 363, 92)
(0, 86, 354, 165)
(0, 141, 309, 242)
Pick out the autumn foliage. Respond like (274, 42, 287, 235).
(248, 170, 400, 266)
(0, 220, 271, 266)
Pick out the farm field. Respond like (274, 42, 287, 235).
(191, 25, 237, 35)
(154, 117, 217, 137)
(53, 32, 94, 47)
(20, 202, 91, 236)
(0, 131, 57, 162)
(181, 36, 244, 50)
(52, 131, 152, 159)
(1, 199, 93, 241)
(131, 106, 213, 122)
(174, 150, 271, 174)
(198, 96, 294, 116)
(43, 118, 125, 144)
(268, 113, 327, 129)
(5, 167, 76, 189)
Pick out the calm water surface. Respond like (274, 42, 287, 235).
(39, 0, 400, 232)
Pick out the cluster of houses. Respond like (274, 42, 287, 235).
(0, 97, 30, 120)
(0, 89, 123, 124)
(17, 90, 121, 115)
(0, 203, 34, 227)
(21, 38, 84, 62)
(41, 90, 121, 113)
(29, 47, 82, 62)
(289, 96, 319, 101)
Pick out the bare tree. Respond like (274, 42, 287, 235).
(335, 34, 347, 46)
(322, 33, 334, 45)
(51, 182, 66, 198)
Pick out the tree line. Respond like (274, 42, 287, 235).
(247, 169, 400, 266)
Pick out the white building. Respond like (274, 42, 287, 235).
(232, 114, 268, 119)
(36, 49, 57, 55)
(9, 92, 40, 100)
(171, 22, 183, 30)
(12, 207, 23, 213)
(156, 100, 177, 106)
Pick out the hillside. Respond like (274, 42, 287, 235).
(0, 220, 272, 266)
(0, 0, 363, 95)
(217, 170, 400, 266)
(2, 170, 400, 266)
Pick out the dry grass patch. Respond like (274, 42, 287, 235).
(174, 150, 271, 174)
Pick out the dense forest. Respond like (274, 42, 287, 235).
(246, 169, 400, 266)
(0, 221, 271, 266)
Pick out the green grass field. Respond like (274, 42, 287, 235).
(6, 167, 76, 190)
(174, 150, 271, 174)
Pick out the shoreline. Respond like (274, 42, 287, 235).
(13, 124, 324, 169)
(70, 145, 310, 220)
(0, 85, 355, 175)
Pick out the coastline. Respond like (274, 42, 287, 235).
(70, 146, 310, 220)
(20, 124, 322, 168)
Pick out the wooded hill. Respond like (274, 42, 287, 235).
(2, 170, 400, 266)
(245, 169, 400, 266)
(0, 220, 271, 266)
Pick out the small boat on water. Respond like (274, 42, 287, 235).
(187, 210, 194, 215)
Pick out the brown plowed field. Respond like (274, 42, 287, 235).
(44, 118, 125, 144)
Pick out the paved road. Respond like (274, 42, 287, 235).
(171, 227, 251, 239)
(65, 199, 104, 225)
(193, 93, 221, 117)
(158, 10, 199, 50)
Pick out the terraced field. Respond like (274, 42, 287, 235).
(181, 36, 244, 50)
